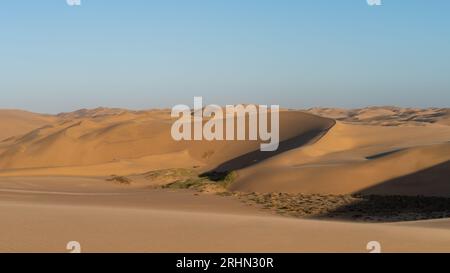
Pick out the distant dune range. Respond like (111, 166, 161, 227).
(307, 106, 450, 126)
(0, 107, 449, 197)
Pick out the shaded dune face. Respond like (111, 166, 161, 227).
(357, 159, 450, 197)
(0, 107, 449, 198)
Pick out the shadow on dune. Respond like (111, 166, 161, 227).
(316, 160, 450, 222)
(365, 148, 404, 160)
(202, 127, 332, 180)
(319, 194, 450, 222)
(357, 160, 450, 197)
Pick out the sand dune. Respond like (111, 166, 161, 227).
(0, 109, 333, 174)
(307, 106, 450, 126)
(0, 110, 56, 142)
(1, 107, 449, 197)
(1, 107, 450, 252)
(436, 109, 450, 125)
(232, 142, 450, 196)
(231, 120, 450, 196)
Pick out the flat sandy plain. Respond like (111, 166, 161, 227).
(0, 107, 449, 252)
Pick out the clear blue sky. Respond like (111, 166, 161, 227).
(1, 0, 449, 113)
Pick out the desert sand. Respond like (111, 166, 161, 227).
(0, 110, 56, 141)
(0, 107, 449, 252)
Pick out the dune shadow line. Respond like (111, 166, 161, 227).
(357, 160, 450, 197)
(202, 127, 333, 179)
(317, 160, 450, 222)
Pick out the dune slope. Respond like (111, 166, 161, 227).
(0, 109, 334, 176)
(0, 110, 56, 141)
